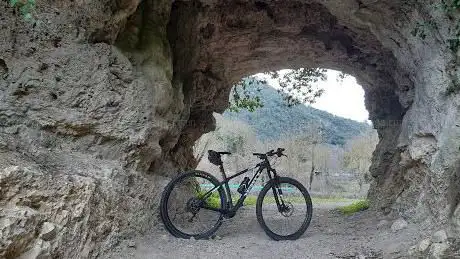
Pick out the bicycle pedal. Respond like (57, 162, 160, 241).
(221, 217, 233, 223)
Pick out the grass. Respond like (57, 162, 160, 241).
(238, 196, 356, 206)
(198, 190, 365, 211)
(197, 192, 259, 208)
(338, 199, 370, 215)
(242, 195, 257, 206)
(197, 190, 221, 209)
(312, 197, 355, 203)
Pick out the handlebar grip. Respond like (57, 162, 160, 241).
(276, 148, 285, 157)
(254, 149, 287, 158)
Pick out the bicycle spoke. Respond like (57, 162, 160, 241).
(162, 172, 225, 238)
(161, 149, 311, 241)
(257, 178, 312, 239)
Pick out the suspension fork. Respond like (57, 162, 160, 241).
(268, 168, 286, 212)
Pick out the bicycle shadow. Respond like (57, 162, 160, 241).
(216, 206, 315, 241)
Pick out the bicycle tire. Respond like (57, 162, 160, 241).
(159, 170, 227, 239)
(256, 177, 313, 240)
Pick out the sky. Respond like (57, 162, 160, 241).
(257, 69, 369, 123)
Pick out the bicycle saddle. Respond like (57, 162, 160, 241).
(207, 150, 231, 165)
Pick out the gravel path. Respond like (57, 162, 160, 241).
(104, 202, 421, 259)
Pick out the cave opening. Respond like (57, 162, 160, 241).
(194, 68, 379, 204)
(3, 0, 460, 257)
(167, 0, 413, 219)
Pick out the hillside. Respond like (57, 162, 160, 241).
(224, 84, 371, 145)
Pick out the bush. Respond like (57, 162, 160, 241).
(10, 0, 36, 20)
(338, 200, 369, 215)
(197, 190, 221, 209)
(243, 195, 257, 206)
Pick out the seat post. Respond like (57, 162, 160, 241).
(219, 164, 227, 180)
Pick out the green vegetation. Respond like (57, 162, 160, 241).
(440, 0, 460, 54)
(410, 1, 460, 95)
(312, 197, 355, 203)
(338, 200, 370, 215)
(200, 192, 366, 209)
(197, 190, 368, 211)
(411, 20, 437, 40)
(438, 0, 460, 13)
(229, 68, 327, 112)
(10, 0, 36, 20)
(411, 4, 459, 51)
(197, 190, 221, 209)
(234, 196, 356, 207)
(224, 84, 370, 145)
(241, 196, 258, 206)
(410, 0, 460, 91)
(229, 78, 264, 112)
(446, 78, 460, 95)
(230, 196, 260, 206)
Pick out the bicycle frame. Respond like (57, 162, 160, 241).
(200, 157, 284, 217)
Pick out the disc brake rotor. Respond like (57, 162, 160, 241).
(186, 197, 202, 214)
(281, 202, 294, 217)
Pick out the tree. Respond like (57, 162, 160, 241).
(307, 126, 324, 190)
(194, 114, 257, 175)
(229, 68, 327, 112)
(193, 126, 220, 165)
(342, 129, 379, 192)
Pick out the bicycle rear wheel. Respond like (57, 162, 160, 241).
(160, 170, 227, 239)
(256, 177, 313, 240)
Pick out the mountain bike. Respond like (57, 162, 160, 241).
(159, 148, 313, 240)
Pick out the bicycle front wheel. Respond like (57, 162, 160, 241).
(160, 170, 227, 239)
(256, 177, 313, 240)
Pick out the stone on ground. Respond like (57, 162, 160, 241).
(39, 222, 57, 241)
(391, 218, 408, 232)
(428, 243, 449, 259)
(418, 238, 432, 253)
(431, 230, 448, 243)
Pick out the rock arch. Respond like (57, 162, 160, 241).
(0, 0, 459, 257)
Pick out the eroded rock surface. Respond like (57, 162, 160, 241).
(1, 0, 459, 257)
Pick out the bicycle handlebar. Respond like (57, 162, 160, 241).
(253, 148, 286, 158)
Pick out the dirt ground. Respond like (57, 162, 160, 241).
(103, 201, 422, 259)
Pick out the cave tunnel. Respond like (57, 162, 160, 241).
(1, 0, 459, 257)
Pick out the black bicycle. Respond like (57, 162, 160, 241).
(159, 148, 313, 240)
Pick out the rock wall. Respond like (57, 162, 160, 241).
(168, 0, 460, 229)
(0, 0, 180, 257)
(0, 0, 459, 258)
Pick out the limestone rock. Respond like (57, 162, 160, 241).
(127, 240, 136, 248)
(429, 243, 449, 259)
(408, 245, 418, 256)
(18, 239, 51, 259)
(418, 238, 432, 253)
(0, 164, 166, 258)
(39, 222, 57, 241)
(1, 0, 460, 258)
(377, 219, 389, 229)
(454, 204, 460, 231)
(432, 230, 448, 244)
(391, 218, 408, 232)
(0, 206, 41, 258)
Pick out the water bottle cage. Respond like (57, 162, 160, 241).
(237, 177, 250, 194)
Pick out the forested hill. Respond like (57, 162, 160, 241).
(223, 85, 371, 146)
